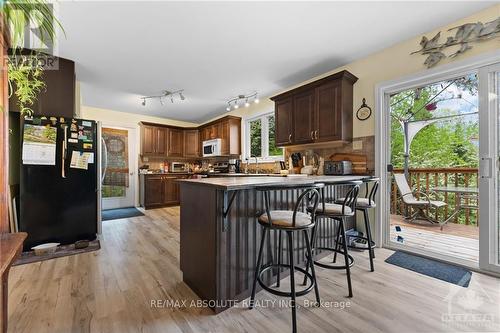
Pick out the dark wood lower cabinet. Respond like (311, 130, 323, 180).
(140, 174, 187, 209)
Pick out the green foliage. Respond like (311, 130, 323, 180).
(268, 115, 283, 157)
(390, 76, 479, 169)
(2, 0, 64, 115)
(2, 0, 64, 48)
(7, 54, 45, 115)
(249, 119, 262, 157)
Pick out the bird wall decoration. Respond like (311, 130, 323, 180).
(411, 16, 500, 68)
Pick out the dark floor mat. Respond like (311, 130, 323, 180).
(385, 251, 472, 287)
(102, 207, 144, 221)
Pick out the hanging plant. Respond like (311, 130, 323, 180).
(7, 53, 45, 116)
(1, 0, 64, 115)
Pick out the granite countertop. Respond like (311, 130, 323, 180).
(177, 175, 370, 190)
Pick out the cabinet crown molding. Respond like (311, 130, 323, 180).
(270, 70, 358, 101)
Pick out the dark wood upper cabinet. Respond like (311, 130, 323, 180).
(140, 115, 240, 158)
(183, 129, 200, 157)
(167, 128, 183, 157)
(156, 127, 167, 155)
(271, 70, 358, 146)
(316, 80, 342, 142)
(141, 125, 156, 155)
(292, 90, 315, 144)
(274, 97, 293, 146)
(198, 116, 241, 156)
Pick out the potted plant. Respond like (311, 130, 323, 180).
(2, 0, 63, 115)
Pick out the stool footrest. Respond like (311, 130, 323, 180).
(312, 246, 354, 270)
(257, 263, 315, 298)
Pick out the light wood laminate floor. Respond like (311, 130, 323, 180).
(7, 207, 500, 333)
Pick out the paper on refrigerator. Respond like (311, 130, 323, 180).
(70, 151, 90, 170)
(22, 124, 57, 165)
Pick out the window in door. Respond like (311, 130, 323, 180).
(102, 128, 129, 198)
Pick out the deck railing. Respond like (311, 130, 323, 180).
(390, 167, 479, 226)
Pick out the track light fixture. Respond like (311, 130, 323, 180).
(140, 89, 185, 107)
(225, 92, 259, 111)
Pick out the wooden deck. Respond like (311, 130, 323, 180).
(390, 215, 479, 263)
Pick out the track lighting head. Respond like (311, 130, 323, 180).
(225, 91, 258, 111)
(140, 89, 185, 107)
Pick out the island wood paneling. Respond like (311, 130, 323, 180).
(180, 183, 352, 313)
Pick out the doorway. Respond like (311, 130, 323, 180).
(101, 126, 136, 210)
(376, 53, 500, 273)
(388, 73, 480, 264)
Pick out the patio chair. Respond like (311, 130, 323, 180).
(393, 173, 448, 228)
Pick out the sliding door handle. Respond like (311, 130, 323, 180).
(480, 157, 493, 178)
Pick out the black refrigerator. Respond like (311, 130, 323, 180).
(19, 116, 98, 250)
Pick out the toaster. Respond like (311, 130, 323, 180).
(324, 160, 353, 175)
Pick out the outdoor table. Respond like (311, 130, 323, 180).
(430, 186, 478, 225)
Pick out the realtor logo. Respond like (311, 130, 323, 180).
(6, 1, 59, 70)
(442, 280, 497, 330)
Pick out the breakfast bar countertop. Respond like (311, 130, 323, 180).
(177, 175, 370, 190)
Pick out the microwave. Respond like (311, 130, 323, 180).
(202, 138, 222, 157)
(171, 162, 187, 173)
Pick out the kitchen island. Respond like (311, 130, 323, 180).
(178, 175, 368, 313)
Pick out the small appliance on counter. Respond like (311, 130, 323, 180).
(324, 160, 353, 175)
(202, 138, 222, 157)
(213, 161, 229, 173)
(228, 159, 241, 173)
(171, 162, 187, 173)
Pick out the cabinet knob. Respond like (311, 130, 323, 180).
(310, 131, 314, 140)
(315, 130, 318, 139)
(288, 134, 292, 142)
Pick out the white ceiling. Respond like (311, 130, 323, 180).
(56, 1, 495, 123)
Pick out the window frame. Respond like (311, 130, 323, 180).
(244, 111, 284, 163)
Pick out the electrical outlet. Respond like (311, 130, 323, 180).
(352, 140, 363, 151)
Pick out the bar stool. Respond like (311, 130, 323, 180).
(302, 180, 361, 297)
(335, 177, 379, 272)
(249, 183, 324, 333)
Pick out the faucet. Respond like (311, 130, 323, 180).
(252, 156, 259, 174)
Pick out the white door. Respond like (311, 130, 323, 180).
(478, 63, 500, 273)
(101, 126, 136, 210)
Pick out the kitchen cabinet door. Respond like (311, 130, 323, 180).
(167, 128, 184, 157)
(141, 126, 156, 155)
(293, 90, 315, 144)
(144, 176, 164, 207)
(184, 129, 200, 157)
(275, 97, 293, 146)
(219, 120, 230, 155)
(315, 81, 342, 142)
(163, 177, 179, 205)
(156, 127, 167, 155)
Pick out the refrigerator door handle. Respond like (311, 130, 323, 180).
(62, 125, 68, 178)
(101, 137, 108, 181)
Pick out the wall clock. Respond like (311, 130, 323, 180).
(356, 98, 372, 121)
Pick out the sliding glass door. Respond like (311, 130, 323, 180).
(478, 63, 500, 273)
